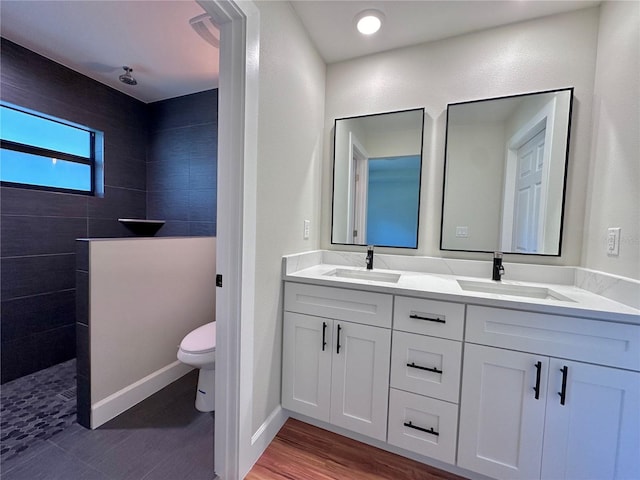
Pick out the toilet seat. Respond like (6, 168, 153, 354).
(180, 321, 216, 354)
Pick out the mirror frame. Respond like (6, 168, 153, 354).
(439, 87, 574, 256)
(331, 108, 425, 249)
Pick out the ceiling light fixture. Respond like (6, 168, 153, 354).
(355, 9, 384, 35)
(118, 66, 137, 86)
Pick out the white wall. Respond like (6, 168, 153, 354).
(88, 237, 216, 426)
(442, 122, 505, 250)
(322, 7, 600, 266)
(582, 0, 640, 280)
(251, 1, 326, 432)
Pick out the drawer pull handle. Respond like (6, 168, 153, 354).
(404, 421, 439, 437)
(533, 361, 542, 400)
(558, 365, 568, 406)
(407, 362, 443, 375)
(322, 322, 327, 351)
(409, 314, 446, 324)
(336, 324, 342, 355)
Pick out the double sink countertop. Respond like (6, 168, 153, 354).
(282, 252, 640, 325)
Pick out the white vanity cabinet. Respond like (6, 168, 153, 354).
(387, 296, 464, 464)
(541, 358, 639, 480)
(281, 272, 640, 480)
(458, 306, 640, 480)
(282, 282, 392, 441)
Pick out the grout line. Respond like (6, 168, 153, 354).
(1, 288, 76, 302)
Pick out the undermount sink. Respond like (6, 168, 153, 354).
(324, 268, 401, 284)
(457, 279, 574, 302)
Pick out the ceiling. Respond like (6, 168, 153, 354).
(291, 0, 601, 64)
(0, 1, 599, 104)
(0, 1, 220, 103)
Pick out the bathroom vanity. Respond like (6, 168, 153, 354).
(281, 251, 640, 480)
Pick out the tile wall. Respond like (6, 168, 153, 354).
(0, 38, 218, 383)
(147, 90, 218, 236)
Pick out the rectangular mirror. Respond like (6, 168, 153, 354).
(441, 88, 573, 255)
(331, 108, 425, 249)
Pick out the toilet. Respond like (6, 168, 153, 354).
(177, 321, 216, 412)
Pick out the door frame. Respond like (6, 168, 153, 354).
(199, 1, 259, 478)
(347, 132, 369, 244)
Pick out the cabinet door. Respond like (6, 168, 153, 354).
(458, 344, 548, 480)
(282, 312, 332, 422)
(330, 321, 391, 441)
(542, 359, 640, 480)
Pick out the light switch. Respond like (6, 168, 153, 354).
(607, 227, 620, 256)
(303, 220, 310, 240)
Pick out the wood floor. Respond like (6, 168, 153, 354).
(246, 418, 468, 480)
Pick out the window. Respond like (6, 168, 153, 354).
(0, 103, 99, 194)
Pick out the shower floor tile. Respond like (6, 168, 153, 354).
(0, 366, 214, 480)
(0, 359, 77, 464)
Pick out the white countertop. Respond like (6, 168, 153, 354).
(284, 263, 640, 325)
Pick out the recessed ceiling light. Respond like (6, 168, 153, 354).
(355, 10, 384, 35)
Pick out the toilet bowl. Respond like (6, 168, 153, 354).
(177, 321, 216, 412)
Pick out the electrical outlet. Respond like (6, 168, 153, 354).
(456, 226, 469, 238)
(607, 227, 620, 256)
(303, 220, 310, 240)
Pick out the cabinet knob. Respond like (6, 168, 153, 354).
(409, 313, 446, 324)
(404, 421, 439, 437)
(558, 365, 568, 405)
(322, 322, 327, 351)
(407, 362, 443, 375)
(533, 361, 542, 400)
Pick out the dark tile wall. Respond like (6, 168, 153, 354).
(1, 39, 219, 384)
(147, 90, 218, 236)
(75, 240, 91, 428)
(0, 38, 148, 383)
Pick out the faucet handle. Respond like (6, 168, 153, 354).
(366, 245, 374, 270)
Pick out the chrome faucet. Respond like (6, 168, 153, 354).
(492, 252, 505, 281)
(366, 245, 374, 270)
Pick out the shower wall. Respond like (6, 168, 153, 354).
(147, 90, 218, 236)
(0, 38, 148, 383)
(0, 38, 219, 383)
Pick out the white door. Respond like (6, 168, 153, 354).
(330, 321, 391, 441)
(513, 129, 545, 252)
(541, 359, 640, 480)
(458, 344, 548, 480)
(281, 313, 332, 422)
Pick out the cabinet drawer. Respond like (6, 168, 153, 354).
(390, 331, 462, 403)
(466, 305, 640, 371)
(394, 296, 464, 340)
(387, 388, 458, 464)
(285, 282, 392, 328)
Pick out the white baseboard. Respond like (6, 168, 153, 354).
(240, 406, 288, 478)
(91, 361, 194, 429)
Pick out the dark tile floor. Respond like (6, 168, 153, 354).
(1, 359, 77, 463)
(0, 367, 214, 479)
